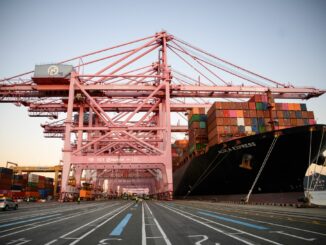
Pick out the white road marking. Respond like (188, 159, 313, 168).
(6, 237, 31, 245)
(66, 203, 132, 245)
(44, 239, 58, 245)
(142, 202, 146, 245)
(174, 203, 326, 237)
(145, 202, 172, 245)
(159, 203, 282, 245)
(270, 231, 316, 241)
(98, 238, 122, 244)
(0, 203, 120, 238)
(188, 235, 209, 245)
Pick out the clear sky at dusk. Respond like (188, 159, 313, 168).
(0, 0, 325, 167)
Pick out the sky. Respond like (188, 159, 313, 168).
(0, 0, 326, 167)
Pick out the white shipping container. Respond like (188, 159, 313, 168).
(28, 174, 39, 183)
(237, 118, 245, 126)
(245, 126, 252, 132)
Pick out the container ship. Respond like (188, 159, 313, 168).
(172, 94, 326, 199)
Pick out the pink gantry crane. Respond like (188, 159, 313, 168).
(0, 32, 324, 201)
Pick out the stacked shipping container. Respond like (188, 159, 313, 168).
(0, 168, 54, 200)
(207, 95, 316, 147)
(187, 108, 208, 154)
(0, 168, 13, 191)
(172, 139, 189, 169)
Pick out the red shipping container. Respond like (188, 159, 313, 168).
(241, 102, 249, 110)
(232, 126, 240, 134)
(290, 118, 297, 126)
(249, 110, 257, 117)
(289, 111, 296, 118)
(263, 111, 269, 117)
(243, 110, 250, 117)
(214, 102, 223, 109)
(284, 118, 291, 126)
(223, 110, 229, 117)
(230, 118, 237, 126)
(307, 111, 314, 119)
(302, 111, 308, 118)
(249, 102, 256, 110)
(217, 118, 224, 125)
(244, 118, 251, 125)
(223, 118, 231, 125)
(282, 103, 289, 110)
(278, 118, 284, 126)
(297, 119, 304, 126)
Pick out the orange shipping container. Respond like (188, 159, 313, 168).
(297, 119, 304, 126)
(277, 111, 283, 118)
(236, 110, 244, 117)
(302, 111, 308, 118)
(80, 190, 92, 198)
(294, 103, 301, 111)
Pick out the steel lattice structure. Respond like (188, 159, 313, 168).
(0, 32, 324, 200)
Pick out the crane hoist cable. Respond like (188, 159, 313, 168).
(245, 135, 279, 203)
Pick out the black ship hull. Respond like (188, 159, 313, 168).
(173, 124, 326, 197)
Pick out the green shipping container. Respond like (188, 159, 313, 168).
(258, 125, 266, 133)
(199, 121, 206, 128)
(188, 143, 207, 154)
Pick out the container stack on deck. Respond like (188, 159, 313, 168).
(172, 139, 189, 169)
(187, 108, 208, 154)
(207, 95, 316, 147)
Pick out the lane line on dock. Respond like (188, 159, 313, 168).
(110, 213, 132, 236)
(64, 203, 133, 245)
(198, 211, 269, 230)
(0, 213, 61, 228)
(142, 202, 146, 245)
(171, 202, 326, 237)
(0, 202, 121, 238)
(145, 202, 172, 245)
(158, 203, 282, 245)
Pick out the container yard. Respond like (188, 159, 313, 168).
(0, 167, 54, 201)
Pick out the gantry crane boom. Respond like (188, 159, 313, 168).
(0, 31, 325, 200)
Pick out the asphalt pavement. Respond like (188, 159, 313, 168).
(0, 199, 326, 244)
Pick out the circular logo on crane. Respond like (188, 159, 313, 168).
(48, 65, 59, 76)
